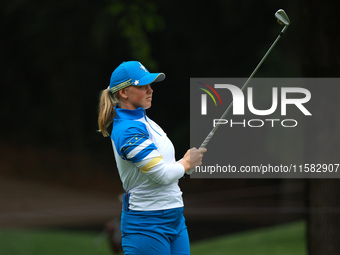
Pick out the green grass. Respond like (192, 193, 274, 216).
(191, 221, 307, 255)
(0, 221, 306, 255)
(0, 229, 115, 255)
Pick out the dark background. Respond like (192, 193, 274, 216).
(1, 0, 340, 253)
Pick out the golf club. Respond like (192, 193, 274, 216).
(199, 9, 290, 149)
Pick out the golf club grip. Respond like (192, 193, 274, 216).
(200, 131, 214, 148)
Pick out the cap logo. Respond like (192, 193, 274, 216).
(134, 80, 139, 85)
(139, 63, 147, 72)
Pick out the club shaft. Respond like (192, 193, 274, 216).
(200, 25, 288, 149)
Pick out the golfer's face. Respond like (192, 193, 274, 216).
(124, 84, 153, 110)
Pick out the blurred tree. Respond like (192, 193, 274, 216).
(299, 0, 340, 254)
(106, 0, 165, 70)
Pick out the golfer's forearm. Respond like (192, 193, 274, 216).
(144, 162, 185, 184)
(179, 159, 190, 172)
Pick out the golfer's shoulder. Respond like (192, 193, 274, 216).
(113, 119, 149, 140)
(121, 119, 148, 132)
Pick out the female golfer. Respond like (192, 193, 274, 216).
(98, 61, 206, 255)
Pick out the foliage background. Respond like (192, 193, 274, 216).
(1, 0, 340, 253)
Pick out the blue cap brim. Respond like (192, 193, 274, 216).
(136, 73, 166, 86)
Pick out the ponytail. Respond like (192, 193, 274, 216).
(98, 89, 119, 137)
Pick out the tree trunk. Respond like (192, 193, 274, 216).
(299, 0, 340, 254)
(307, 180, 340, 254)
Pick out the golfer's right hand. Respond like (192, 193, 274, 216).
(180, 147, 207, 172)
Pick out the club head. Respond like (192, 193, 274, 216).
(275, 9, 290, 26)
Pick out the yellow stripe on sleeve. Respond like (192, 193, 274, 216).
(140, 156, 163, 173)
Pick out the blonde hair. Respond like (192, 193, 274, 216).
(98, 89, 120, 137)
